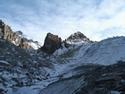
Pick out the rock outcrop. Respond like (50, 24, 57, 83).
(0, 20, 38, 49)
(40, 33, 62, 54)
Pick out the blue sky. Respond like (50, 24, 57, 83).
(0, 0, 125, 44)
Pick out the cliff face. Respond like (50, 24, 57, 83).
(0, 20, 36, 49)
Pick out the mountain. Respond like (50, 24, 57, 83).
(0, 20, 125, 94)
(38, 37, 125, 94)
(0, 20, 40, 50)
(65, 31, 92, 44)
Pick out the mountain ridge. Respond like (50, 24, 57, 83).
(0, 20, 40, 50)
(0, 20, 92, 53)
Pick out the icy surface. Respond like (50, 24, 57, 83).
(1, 37, 125, 94)
(80, 37, 125, 65)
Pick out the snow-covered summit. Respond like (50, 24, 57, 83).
(65, 31, 92, 44)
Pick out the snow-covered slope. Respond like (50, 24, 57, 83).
(32, 37, 124, 94)
(49, 36, 125, 78)
(78, 36, 125, 65)
(1, 35, 125, 94)
(37, 36, 125, 94)
(55, 36, 125, 64)
(44, 36, 125, 82)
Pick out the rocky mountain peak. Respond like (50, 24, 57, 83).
(66, 31, 92, 44)
(68, 31, 87, 39)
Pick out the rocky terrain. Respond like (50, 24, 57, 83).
(75, 60, 125, 94)
(0, 20, 125, 94)
(40, 61, 125, 94)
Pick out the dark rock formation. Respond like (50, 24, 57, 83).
(40, 33, 62, 54)
(74, 61, 125, 94)
(0, 20, 36, 49)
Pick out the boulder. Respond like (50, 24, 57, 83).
(40, 33, 62, 54)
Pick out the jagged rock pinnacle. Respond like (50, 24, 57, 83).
(39, 33, 62, 54)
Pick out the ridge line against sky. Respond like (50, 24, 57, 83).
(0, 0, 125, 44)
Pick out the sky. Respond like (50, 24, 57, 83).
(0, 0, 125, 44)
